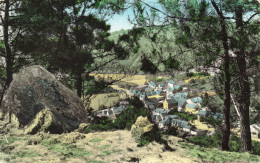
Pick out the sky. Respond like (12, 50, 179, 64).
(107, 0, 162, 32)
(107, 8, 134, 32)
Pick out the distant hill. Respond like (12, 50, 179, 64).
(95, 26, 196, 74)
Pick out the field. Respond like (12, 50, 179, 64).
(89, 92, 128, 110)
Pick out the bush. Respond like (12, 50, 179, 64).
(85, 116, 116, 133)
(202, 116, 222, 127)
(188, 132, 260, 156)
(113, 105, 151, 130)
(137, 126, 162, 147)
(168, 110, 196, 121)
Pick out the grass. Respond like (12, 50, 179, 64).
(98, 145, 111, 149)
(10, 150, 40, 159)
(90, 93, 126, 110)
(98, 149, 119, 156)
(41, 138, 92, 158)
(89, 138, 104, 143)
(180, 142, 260, 162)
(0, 136, 23, 146)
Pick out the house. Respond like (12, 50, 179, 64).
(95, 108, 113, 117)
(250, 124, 260, 139)
(158, 83, 165, 89)
(191, 97, 203, 104)
(173, 85, 181, 92)
(177, 98, 187, 112)
(171, 119, 192, 132)
(172, 92, 189, 100)
(139, 94, 146, 101)
(183, 87, 189, 91)
(211, 112, 224, 120)
(112, 105, 126, 117)
(163, 98, 178, 110)
(148, 105, 156, 111)
(149, 81, 157, 88)
(143, 98, 159, 108)
(185, 103, 200, 114)
(153, 108, 170, 116)
(168, 80, 175, 87)
(119, 100, 129, 105)
(155, 90, 162, 95)
(166, 87, 175, 98)
(159, 117, 171, 129)
(145, 86, 153, 92)
(158, 114, 179, 129)
(131, 89, 137, 95)
(152, 115, 162, 123)
(197, 110, 211, 121)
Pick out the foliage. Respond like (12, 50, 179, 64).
(168, 110, 197, 121)
(113, 105, 151, 130)
(180, 142, 260, 162)
(188, 132, 222, 148)
(188, 132, 260, 156)
(137, 126, 163, 147)
(201, 116, 222, 127)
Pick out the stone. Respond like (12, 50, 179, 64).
(0, 65, 86, 134)
(130, 116, 154, 142)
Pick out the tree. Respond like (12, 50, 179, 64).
(0, 0, 29, 105)
(12, 0, 133, 100)
(126, 0, 259, 151)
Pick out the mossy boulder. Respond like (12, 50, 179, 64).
(0, 65, 86, 134)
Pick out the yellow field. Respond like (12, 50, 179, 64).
(184, 76, 210, 83)
(190, 120, 216, 132)
(89, 92, 127, 110)
(89, 73, 147, 85)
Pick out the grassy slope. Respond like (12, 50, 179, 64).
(1, 132, 259, 163)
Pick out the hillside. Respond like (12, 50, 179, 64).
(1, 130, 259, 163)
(95, 26, 196, 74)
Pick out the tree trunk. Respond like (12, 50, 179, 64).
(211, 0, 231, 151)
(3, 0, 13, 87)
(235, 6, 252, 152)
(76, 72, 82, 98)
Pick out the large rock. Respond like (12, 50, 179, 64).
(0, 65, 86, 134)
(131, 116, 154, 142)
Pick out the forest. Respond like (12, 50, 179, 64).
(0, 0, 259, 162)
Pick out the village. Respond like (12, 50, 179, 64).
(93, 79, 260, 140)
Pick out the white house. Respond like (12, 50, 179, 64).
(168, 80, 174, 88)
(250, 124, 260, 138)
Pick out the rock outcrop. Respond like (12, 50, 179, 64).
(0, 65, 86, 134)
(130, 116, 154, 141)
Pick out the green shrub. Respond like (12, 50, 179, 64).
(113, 104, 151, 130)
(168, 110, 196, 121)
(252, 140, 260, 155)
(137, 126, 162, 147)
(203, 116, 222, 127)
(85, 98, 150, 132)
(188, 132, 260, 156)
